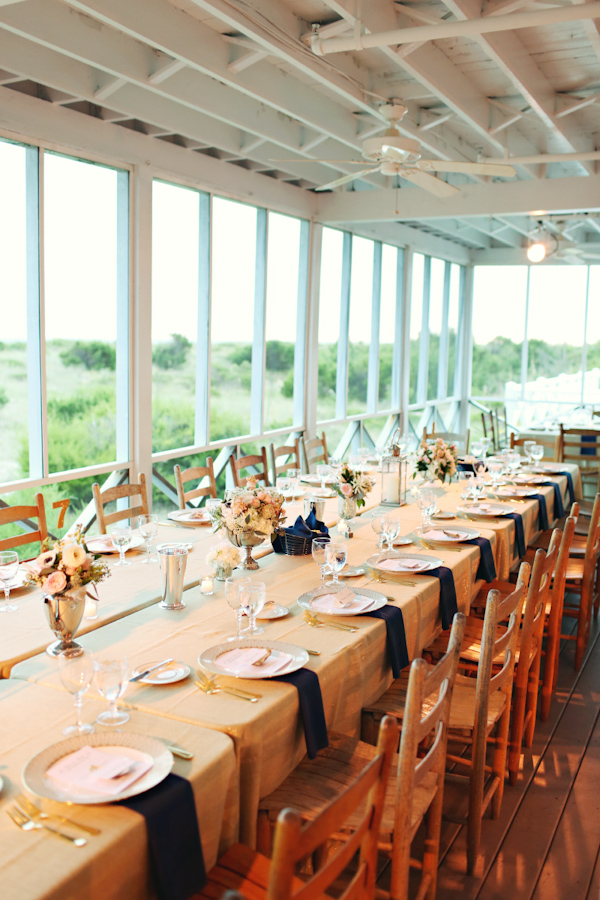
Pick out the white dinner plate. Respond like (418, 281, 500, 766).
(199, 638, 308, 679)
(512, 474, 546, 485)
(414, 525, 480, 543)
(307, 488, 337, 499)
(489, 487, 537, 499)
(338, 565, 366, 577)
(297, 585, 386, 616)
(168, 510, 211, 525)
(366, 551, 443, 574)
(6, 567, 34, 591)
(431, 511, 456, 521)
(256, 604, 289, 619)
(155, 542, 193, 553)
(533, 465, 563, 475)
(22, 733, 173, 804)
(457, 503, 514, 517)
(301, 475, 335, 487)
(393, 536, 414, 546)
(131, 660, 191, 684)
(86, 535, 145, 554)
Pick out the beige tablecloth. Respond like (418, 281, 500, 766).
(0, 679, 237, 900)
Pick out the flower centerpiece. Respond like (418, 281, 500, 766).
(25, 528, 110, 658)
(205, 541, 242, 580)
(209, 477, 285, 570)
(412, 438, 458, 484)
(333, 463, 374, 524)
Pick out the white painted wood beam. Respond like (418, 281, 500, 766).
(418, 111, 454, 132)
(341, 220, 471, 264)
(300, 132, 328, 153)
(227, 48, 267, 75)
(570, 0, 600, 65)
(434, 218, 492, 247)
(555, 94, 599, 118)
(317, 174, 600, 222)
(94, 75, 126, 101)
(147, 57, 186, 85)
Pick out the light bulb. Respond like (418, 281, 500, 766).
(527, 242, 546, 263)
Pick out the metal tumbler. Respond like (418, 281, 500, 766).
(303, 497, 326, 521)
(158, 544, 189, 610)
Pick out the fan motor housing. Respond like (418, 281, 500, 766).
(362, 135, 421, 163)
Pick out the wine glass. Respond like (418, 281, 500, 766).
(508, 452, 521, 476)
(138, 514, 158, 564)
(276, 476, 291, 498)
(487, 461, 503, 490)
(524, 440, 536, 469)
(243, 582, 266, 635)
(111, 525, 132, 568)
(0, 550, 19, 613)
(311, 537, 331, 586)
(94, 658, 130, 726)
(471, 477, 485, 500)
(325, 542, 347, 586)
(59, 654, 95, 735)
(224, 576, 251, 640)
(416, 489, 437, 528)
(316, 464, 331, 492)
(370, 514, 386, 551)
(328, 457, 341, 475)
(531, 444, 544, 467)
(381, 515, 400, 550)
(286, 469, 301, 497)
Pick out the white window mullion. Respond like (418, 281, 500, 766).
(437, 261, 451, 401)
(367, 241, 382, 414)
(293, 218, 310, 430)
(250, 207, 268, 436)
(27, 145, 45, 479)
(115, 169, 130, 466)
(417, 256, 431, 405)
(581, 265, 591, 406)
(335, 231, 352, 421)
(131, 167, 153, 493)
(195, 191, 211, 446)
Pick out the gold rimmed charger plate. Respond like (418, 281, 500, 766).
(199, 638, 308, 680)
(366, 550, 443, 575)
(297, 585, 386, 616)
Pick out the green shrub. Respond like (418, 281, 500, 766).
(266, 340, 294, 371)
(153, 334, 191, 370)
(0, 386, 8, 410)
(229, 344, 252, 366)
(60, 340, 116, 371)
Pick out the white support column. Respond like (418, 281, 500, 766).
(367, 241, 382, 414)
(115, 169, 130, 468)
(457, 264, 474, 435)
(417, 256, 431, 405)
(25, 144, 44, 479)
(131, 167, 153, 499)
(521, 266, 531, 401)
(437, 261, 451, 400)
(304, 221, 322, 440)
(399, 247, 413, 434)
(194, 191, 211, 446)
(293, 217, 310, 429)
(582, 266, 591, 406)
(335, 231, 352, 421)
(250, 207, 268, 436)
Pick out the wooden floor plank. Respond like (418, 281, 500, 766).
(586, 845, 600, 900)
(532, 709, 600, 900)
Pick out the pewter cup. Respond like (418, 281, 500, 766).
(304, 497, 326, 521)
(44, 588, 86, 658)
(158, 544, 189, 610)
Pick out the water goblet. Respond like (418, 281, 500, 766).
(276, 476, 291, 498)
(316, 464, 331, 492)
(243, 582, 266, 636)
(59, 654, 95, 735)
(458, 471, 474, 500)
(382, 515, 400, 550)
(471, 476, 485, 500)
(224, 576, 251, 640)
(370, 514, 386, 551)
(94, 658, 130, 726)
(524, 440, 536, 469)
(487, 461, 503, 490)
(286, 468, 302, 497)
(311, 537, 331, 587)
(138, 514, 158, 564)
(111, 525, 132, 568)
(507, 453, 522, 477)
(531, 444, 544, 467)
(0, 550, 19, 613)
(325, 542, 347, 586)
(416, 489, 437, 528)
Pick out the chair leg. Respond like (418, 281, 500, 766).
(256, 810, 272, 857)
(525, 646, 542, 748)
(466, 745, 486, 875)
(492, 708, 511, 817)
(508, 681, 526, 787)
(575, 588, 591, 671)
(422, 774, 444, 900)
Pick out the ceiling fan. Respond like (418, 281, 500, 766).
(269, 103, 517, 196)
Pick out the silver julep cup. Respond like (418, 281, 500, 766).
(303, 497, 326, 521)
(158, 544, 189, 610)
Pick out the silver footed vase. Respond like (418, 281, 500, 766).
(224, 528, 266, 571)
(44, 586, 87, 658)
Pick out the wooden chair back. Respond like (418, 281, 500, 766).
(229, 448, 270, 488)
(391, 612, 466, 900)
(481, 410, 497, 450)
(494, 406, 508, 449)
(0, 493, 48, 554)
(174, 458, 217, 509)
(269, 439, 302, 483)
(509, 432, 560, 461)
(92, 474, 149, 534)
(266, 716, 398, 900)
(422, 422, 470, 454)
(559, 426, 600, 490)
(302, 432, 329, 473)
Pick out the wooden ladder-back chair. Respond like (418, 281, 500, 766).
(422, 423, 470, 454)
(174, 458, 217, 510)
(560, 492, 600, 670)
(257, 613, 467, 900)
(269, 439, 302, 484)
(302, 431, 329, 473)
(92, 474, 149, 535)
(494, 406, 509, 449)
(509, 432, 561, 462)
(229, 448, 271, 488)
(481, 410, 497, 451)
(0, 493, 48, 556)
(559, 425, 600, 496)
(196, 716, 398, 900)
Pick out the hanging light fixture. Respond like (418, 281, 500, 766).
(526, 221, 558, 262)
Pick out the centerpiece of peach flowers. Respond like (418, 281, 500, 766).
(209, 477, 285, 570)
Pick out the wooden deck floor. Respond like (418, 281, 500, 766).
(377, 606, 600, 900)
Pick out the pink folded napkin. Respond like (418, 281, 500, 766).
(87, 537, 115, 552)
(378, 557, 429, 572)
(465, 504, 497, 513)
(216, 647, 292, 676)
(424, 528, 468, 541)
(311, 589, 374, 613)
(46, 745, 152, 796)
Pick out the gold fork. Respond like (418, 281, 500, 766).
(195, 680, 259, 702)
(303, 611, 357, 633)
(195, 668, 262, 701)
(15, 793, 100, 837)
(7, 806, 87, 846)
(371, 573, 417, 587)
(418, 537, 462, 553)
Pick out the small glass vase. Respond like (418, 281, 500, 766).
(338, 495, 358, 520)
(214, 563, 234, 581)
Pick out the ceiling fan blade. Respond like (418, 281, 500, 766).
(418, 160, 517, 177)
(400, 168, 460, 198)
(268, 158, 368, 164)
(314, 167, 380, 192)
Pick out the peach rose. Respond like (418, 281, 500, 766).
(61, 543, 87, 568)
(341, 482, 353, 497)
(43, 570, 67, 595)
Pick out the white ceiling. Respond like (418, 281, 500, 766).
(0, 0, 599, 258)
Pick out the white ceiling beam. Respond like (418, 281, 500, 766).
(317, 174, 600, 222)
(0, 85, 318, 218)
(341, 220, 472, 264)
(555, 94, 599, 117)
(433, 218, 492, 247)
(147, 57, 186, 85)
(418, 111, 454, 132)
(227, 48, 267, 74)
(439, 0, 596, 174)
(570, 0, 600, 65)
(93, 75, 126, 101)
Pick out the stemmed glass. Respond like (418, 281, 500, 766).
(458, 471, 474, 499)
(111, 525, 132, 568)
(507, 453, 522, 476)
(381, 515, 400, 550)
(224, 576, 251, 640)
(487, 461, 503, 490)
(94, 658, 130, 726)
(371, 514, 386, 551)
(471, 477, 485, 500)
(328, 457, 342, 477)
(243, 582, 266, 636)
(276, 476, 291, 498)
(325, 542, 347, 586)
(316, 464, 331, 492)
(59, 654, 95, 735)
(286, 469, 302, 498)
(138, 514, 158, 564)
(531, 444, 544, 468)
(0, 550, 19, 613)
(524, 440, 536, 469)
(416, 489, 437, 528)
(312, 537, 331, 587)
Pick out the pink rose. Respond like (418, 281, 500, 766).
(341, 482, 353, 497)
(43, 570, 67, 595)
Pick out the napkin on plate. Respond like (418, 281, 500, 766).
(378, 557, 430, 573)
(87, 537, 115, 552)
(311, 590, 375, 613)
(186, 510, 209, 520)
(423, 528, 468, 541)
(216, 646, 292, 676)
(46, 745, 152, 796)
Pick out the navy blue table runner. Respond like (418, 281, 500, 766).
(464, 536, 497, 582)
(363, 605, 409, 675)
(274, 669, 328, 758)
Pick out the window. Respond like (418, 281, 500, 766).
(210, 197, 257, 441)
(378, 244, 398, 411)
(347, 236, 374, 416)
(317, 227, 344, 423)
(409, 253, 425, 404)
(427, 258, 445, 400)
(472, 266, 528, 397)
(447, 264, 461, 396)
